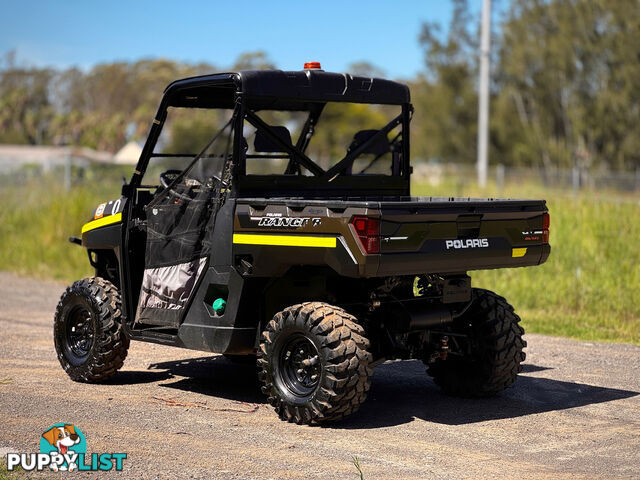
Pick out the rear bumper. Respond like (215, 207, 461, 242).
(377, 243, 550, 276)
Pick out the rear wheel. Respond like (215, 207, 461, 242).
(426, 288, 526, 397)
(258, 302, 373, 424)
(54, 277, 129, 382)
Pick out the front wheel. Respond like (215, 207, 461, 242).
(426, 288, 526, 397)
(54, 277, 129, 382)
(258, 302, 373, 424)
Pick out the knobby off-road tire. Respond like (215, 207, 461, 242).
(258, 302, 373, 425)
(54, 277, 129, 382)
(426, 288, 526, 397)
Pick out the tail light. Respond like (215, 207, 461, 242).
(351, 216, 380, 254)
(542, 213, 550, 243)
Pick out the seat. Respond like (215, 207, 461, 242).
(254, 126, 292, 153)
(348, 129, 390, 156)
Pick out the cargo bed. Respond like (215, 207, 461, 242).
(235, 196, 550, 277)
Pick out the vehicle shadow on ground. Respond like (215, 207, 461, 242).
(334, 360, 639, 430)
(139, 355, 638, 429)
(147, 355, 265, 405)
(105, 370, 174, 385)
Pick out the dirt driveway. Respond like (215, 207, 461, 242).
(0, 272, 638, 479)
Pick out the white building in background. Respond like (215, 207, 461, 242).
(0, 143, 141, 174)
(113, 141, 143, 165)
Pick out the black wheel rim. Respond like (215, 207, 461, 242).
(277, 334, 321, 397)
(65, 305, 94, 361)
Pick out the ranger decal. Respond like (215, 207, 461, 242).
(250, 216, 322, 228)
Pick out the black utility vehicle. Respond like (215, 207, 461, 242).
(54, 64, 550, 424)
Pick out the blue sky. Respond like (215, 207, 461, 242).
(0, 0, 499, 79)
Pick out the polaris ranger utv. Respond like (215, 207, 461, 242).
(54, 64, 550, 424)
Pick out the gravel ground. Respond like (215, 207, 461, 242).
(0, 271, 638, 479)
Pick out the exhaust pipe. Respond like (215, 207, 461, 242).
(406, 303, 452, 330)
(388, 302, 453, 332)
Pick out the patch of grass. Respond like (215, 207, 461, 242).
(352, 456, 365, 480)
(0, 461, 25, 479)
(0, 176, 120, 282)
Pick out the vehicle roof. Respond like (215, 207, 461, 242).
(163, 69, 411, 110)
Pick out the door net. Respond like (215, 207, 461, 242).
(135, 117, 235, 328)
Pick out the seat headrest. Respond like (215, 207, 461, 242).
(254, 126, 292, 153)
(349, 129, 390, 156)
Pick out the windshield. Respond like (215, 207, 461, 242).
(141, 107, 234, 186)
(138, 101, 410, 198)
(242, 102, 405, 179)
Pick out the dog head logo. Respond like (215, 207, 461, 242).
(42, 424, 80, 455)
(40, 423, 86, 471)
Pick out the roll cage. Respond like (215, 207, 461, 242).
(128, 69, 413, 198)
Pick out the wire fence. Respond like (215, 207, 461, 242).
(413, 162, 640, 194)
(0, 159, 130, 191)
(2, 156, 640, 200)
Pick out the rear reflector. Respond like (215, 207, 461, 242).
(351, 216, 380, 254)
(542, 213, 550, 243)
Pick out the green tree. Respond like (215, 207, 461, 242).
(0, 56, 217, 152)
(412, 0, 478, 164)
(494, 0, 640, 170)
(348, 61, 386, 78)
(306, 103, 392, 169)
(0, 53, 55, 144)
(232, 51, 275, 70)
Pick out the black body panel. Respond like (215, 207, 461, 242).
(162, 70, 410, 111)
(232, 196, 549, 279)
(83, 223, 121, 251)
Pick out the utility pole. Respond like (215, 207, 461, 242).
(477, 0, 491, 188)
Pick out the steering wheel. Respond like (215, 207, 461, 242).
(160, 170, 182, 188)
(159, 170, 196, 202)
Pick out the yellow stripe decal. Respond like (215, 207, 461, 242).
(233, 233, 336, 248)
(81, 213, 122, 234)
(512, 247, 527, 258)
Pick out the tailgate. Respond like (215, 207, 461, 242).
(377, 197, 550, 275)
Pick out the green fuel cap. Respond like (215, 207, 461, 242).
(212, 298, 226, 315)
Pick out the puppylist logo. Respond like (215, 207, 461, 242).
(6, 423, 127, 472)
